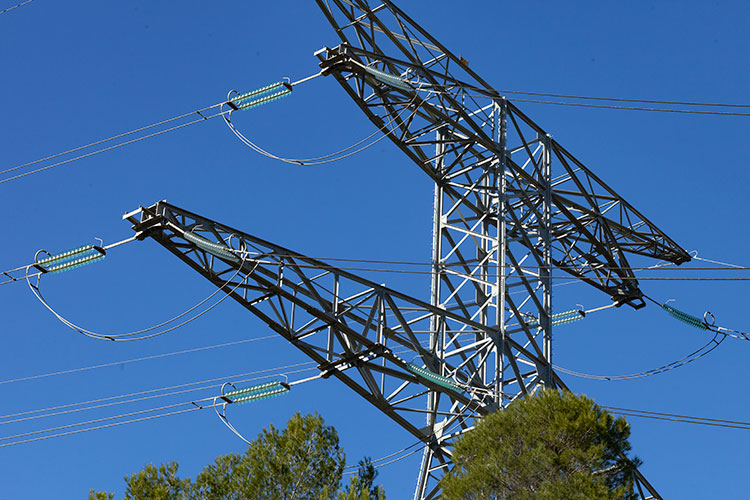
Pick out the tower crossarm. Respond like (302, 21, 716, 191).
(315, 1, 690, 309)
(124, 200, 660, 500)
(124, 201, 555, 449)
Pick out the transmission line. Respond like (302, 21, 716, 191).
(0, 73, 319, 185)
(0, 335, 279, 386)
(495, 89, 750, 109)
(5, 69, 750, 187)
(16, 236, 750, 349)
(2, 345, 746, 453)
(509, 97, 750, 117)
(603, 406, 750, 431)
(0, 345, 424, 426)
(0, 0, 33, 15)
(26, 243, 258, 341)
(0, 106, 229, 185)
(554, 332, 724, 381)
(0, 406, 202, 448)
(6, 255, 749, 287)
(225, 90, 422, 165)
(420, 83, 750, 117)
(0, 368, 325, 449)
(0, 366, 318, 428)
(0, 362, 316, 422)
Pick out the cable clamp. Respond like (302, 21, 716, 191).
(318, 51, 352, 76)
(131, 215, 166, 240)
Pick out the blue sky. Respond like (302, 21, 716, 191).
(1, 1, 749, 498)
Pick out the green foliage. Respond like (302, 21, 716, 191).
(123, 462, 191, 500)
(337, 458, 385, 500)
(440, 390, 640, 500)
(89, 412, 385, 500)
(194, 412, 345, 500)
(89, 462, 190, 500)
(334, 476, 385, 500)
(88, 491, 114, 500)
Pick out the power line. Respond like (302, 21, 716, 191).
(3, 345, 747, 452)
(0, 335, 278, 386)
(1, 235, 135, 286)
(0, 0, 33, 15)
(0, 344, 422, 424)
(0, 399, 209, 443)
(603, 406, 750, 431)
(0, 406, 202, 448)
(0, 105, 221, 179)
(12, 261, 750, 284)
(27, 252, 258, 341)
(0, 362, 316, 422)
(4, 75, 750, 187)
(495, 89, 750, 109)
(4, 255, 749, 287)
(0, 367, 326, 449)
(0, 106, 229, 185)
(509, 98, 750, 117)
(226, 91, 422, 165)
(0, 74, 322, 185)
(424, 84, 750, 117)
(553, 332, 724, 381)
(0, 367, 316, 427)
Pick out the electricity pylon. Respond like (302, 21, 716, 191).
(126, 2, 688, 498)
(313, 1, 688, 497)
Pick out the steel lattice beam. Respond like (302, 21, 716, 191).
(311, 2, 684, 498)
(125, 202, 558, 489)
(127, 2, 683, 498)
(127, 200, 661, 500)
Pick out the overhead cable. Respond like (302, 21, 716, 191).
(0, 106, 229, 185)
(495, 89, 750, 109)
(0, 399, 214, 444)
(417, 83, 750, 117)
(0, 0, 33, 15)
(8, 258, 750, 287)
(0, 405, 204, 448)
(603, 406, 750, 431)
(0, 368, 316, 428)
(0, 335, 278, 386)
(0, 362, 317, 422)
(224, 90, 422, 165)
(553, 332, 724, 381)
(26, 242, 258, 341)
(0, 73, 319, 185)
(509, 97, 750, 117)
(0, 342, 426, 428)
(0, 368, 326, 448)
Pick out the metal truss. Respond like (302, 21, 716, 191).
(124, 3, 686, 498)
(312, 1, 687, 497)
(126, 201, 556, 496)
(128, 200, 662, 500)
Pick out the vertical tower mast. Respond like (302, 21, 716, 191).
(313, 1, 688, 497)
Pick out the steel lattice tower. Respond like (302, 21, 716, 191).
(126, 1, 689, 498)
